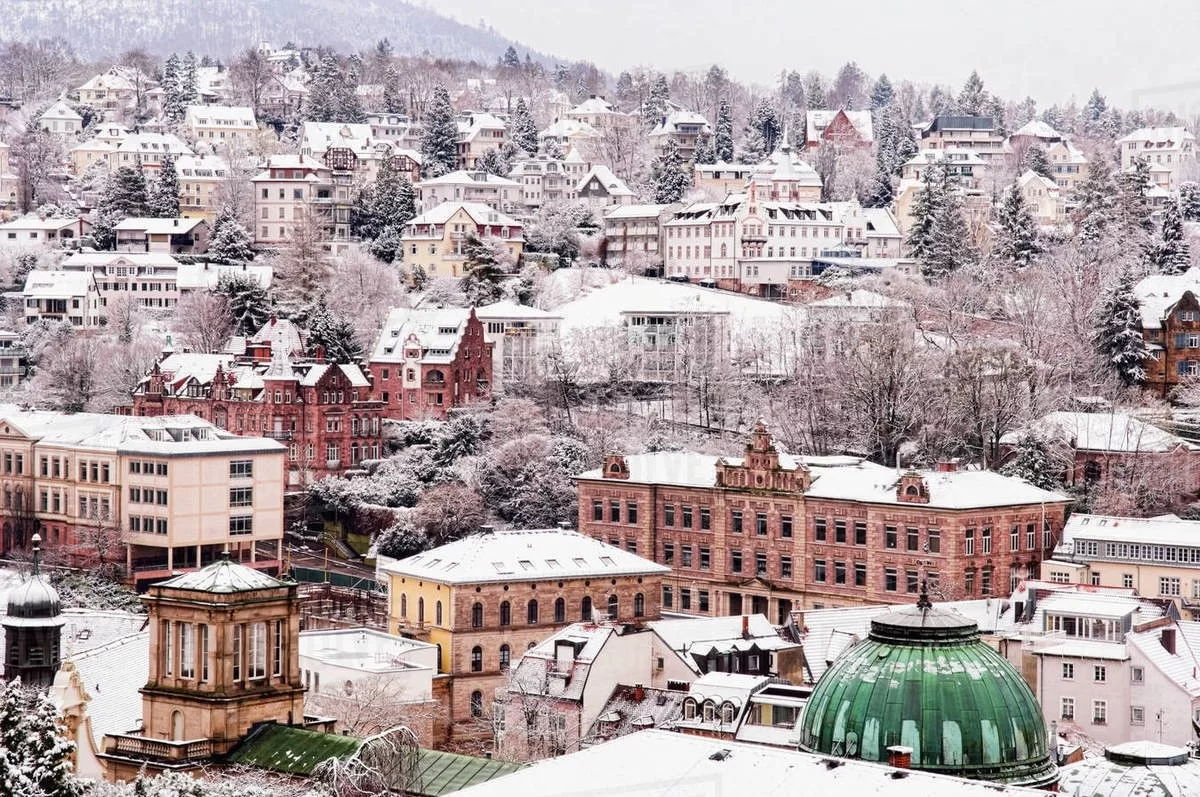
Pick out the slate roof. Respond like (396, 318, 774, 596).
(65, 631, 150, 750)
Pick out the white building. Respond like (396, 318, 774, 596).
(37, 100, 83, 136)
(0, 216, 92, 248)
(1117, 127, 1196, 189)
(299, 628, 437, 717)
(415, 170, 523, 214)
(475, 301, 562, 391)
(183, 105, 258, 144)
(22, 269, 102, 327)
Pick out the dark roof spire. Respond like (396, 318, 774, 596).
(31, 532, 41, 577)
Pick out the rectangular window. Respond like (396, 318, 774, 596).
(781, 515, 793, 538)
(229, 487, 253, 507)
(230, 459, 253, 478)
(885, 567, 897, 592)
(683, 505, 694, 528)
(200, 625, 210, 682)
(1161, 577, 1182, 596)
(610, 500, 621, 523)
(965, 528, 975, 556)
(982, 527, 993, 554)
(1061, 697, 1074, 720)
(1094, 665, 1107, 682)
(273, 620, 283, 677)
(906, 570, 919, 593)
(1026, 523, 1036, 550)
(664, 505, 675, 526)
(854, 521, 867, 546)
(834, 519, 846, 544)
(731, 510, 743, 533)
(699, 590, 709, 612)
(680, 588, 692, 610)
(757, 512, 768, 536)
(663, 542, 675, 565)
(163, 620, 173, 676)
(229, 516, 253, 536)
(681, 545, 693, 568)
(700, 507, 711, 530)
(906, 527, 919, 551)
(1124, 574, 1134, 589)
(815, 517, 827, 541)
(982, 568, 992, 596)
(731, 550, 743, 573)
(592, 499, 603, 521)
(249, 622, 267, 679)
(965, 570, 976, 594)
(1093, 700, 1107, 724)
(1010, 524, 1020, 551)
(814, 559, 827, 582)
(756, 551, 767, 576)
(699, 546, 710, 570)
(854, 563, 867, 587)
(627, 502, 638, 524)
(1131, 666, 1144, 684)
(663, 586, 673, 608)
(835, 561, 846, 584)
(179, 622, 195, 678)
(1131, 706, 1145, 725)
(1062, 663, 1074, 679)
(781, 555, 793, 578)
(885, 525, 897, 549)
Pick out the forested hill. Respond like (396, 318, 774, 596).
(0, 0, 550, 62)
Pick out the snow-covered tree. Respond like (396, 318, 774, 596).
(326, 249, 405, 346)
(105, 166, 148, 218)
(306, 297, 364, 363)
(271, 203, 331, 315)
(1000, 435, 1065, 491)
(740, 97, 780, 162)
(957, 70, 987, 116)
(160, 52, 184, 123)
(174, 291, 234, 353)
(1092, 266, 1149, 386)
(640, 73, 669, 130)
(358, 157, 417, 259)
(412, 483, 486, 546)
(650, 139, 691, 204)
(524, 200, 594, 262)
(476, 147, 509, 177)
(147, 155, 180, 218)
(830, 61, 868, 110)
(180, 51, 199, 107)
(869, 74, 894, 110)
(994, 181, 1041, 268)
(713, 99, 734, 163)
(1180, 181, 1200, 222)
(420, 85, 460, 177)
(1075, 147, 1118, 246)
(208, 207, 255, 263)
(1149, 201, 1191, 275)
(803, 71, 828, 110)
(1115, 156, 1154, 240)
(1021, 145, 1054, 179)
(905, 165, 973, 278)
(692, 136, 716, 165)
(476, 434, 589, 528)
(508, 97, 539, 156)
(0, 679, 83, 797)
(382, 63, 405, 115)
(89, 203, 123, 250)
(459, 233, 507, 306)
(215, 272, 272, 337)
(375, 517, 429, 560)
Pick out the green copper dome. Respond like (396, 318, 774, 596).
(797, 598, 1057, 789)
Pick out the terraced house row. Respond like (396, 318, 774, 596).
(575, 423, 1072, 623)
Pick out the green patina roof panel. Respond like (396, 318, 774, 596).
(798, 602, 1057, 789)
(226, 724, 363, 775)
(415, 748, 523, 796)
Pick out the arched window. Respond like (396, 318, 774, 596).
(702, 700, 716, 722)
(527, 599, 539, 625)
(418, 597, 425, 624)
(581, 596, 593, 622)
(472, 602, 484, 628)
(607, 594, 618, 619)
(554, 597, 566, 623)
(633, 592, 645, 618)
(499, 601, 511, 626)
(470, 690, 483, 718)
(905, 485, 919, 496)
(171, 710, 184, 741)
(683, 698, 697, 720)
(471, 646, 483, 672)
(400, 594, 407, 618)
(721, 701, 736, 724)
(499, 644, 511, 670)
(435, 601, 443, 625)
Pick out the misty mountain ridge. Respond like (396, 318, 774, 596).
(0, 0, 553, 64)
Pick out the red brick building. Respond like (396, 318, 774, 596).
(1135, 269, 1200, 396)
(131, 318, 384, 485)
(576, 423, 1072, 624)
(368, 306, 493, 420)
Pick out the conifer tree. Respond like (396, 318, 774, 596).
(1180, 181, 1200, 222)
(460, 233, 506, 306)
(713, 100, 734, 163)
(89, 203, 123, 250)
(693, 136, 716, 165)
(147, 155, 180, 218)
(338, 66, 366, 123)
(0, 679, 83, 797)
(1115, 157, 1154, 239)
(181, 51, 199, 106)
(306, 297, 364, 363)
(1000, 436, 1063, 491)
(740, 97, 780, 162)
(306, 52, 342, 123)
(209, 207, 255, 262)
(906, 165, 972, 278)
(508, 98, 539, 156)
(216, 271, 272, 336)
(650, 139, 691, 204)
(420, 85, 460, 177)
(905, 165, 945, 263)
(1149, 201, 1191, 275)
(957, 71, 987, 116)
(476, 148, 509, 177)
(383, 63, 405, 115)
(1092, 266, 1149, 386)
(105, 166, 149, 217)
(640, 73, 670, 130)
(1076, 147, 1117, 246)
(994, 181, 1041, 268)
(161, 52, 184, 122)
(1021, 145, 1054, 179)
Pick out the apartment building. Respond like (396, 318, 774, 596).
(475, 301, 562, 392)
(176, 154, 230, 220)
(456, 112, 507, 170)
(183, 105, 258, 144)
(0, 140, 16, 208)
(22, 269, 102, 327)
(250, 154, 351, 248)
(602, 204, 675, 271)
(415, 170, 522, 214)
(1134, 267, 1200, 396)
(400, 201, 523, 279)
(368, 306, 493, 420)
(1117, 127, 1196, 189)
(648, 108, 713, 161)
(919, 115, 1006, 161)
(577, 423, 1071, 624)
(0, 408, 284, 586)
(509, 153, 590, 211)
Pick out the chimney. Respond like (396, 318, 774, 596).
(886, 745, 912, 769)
(742, 614, 750, 640)
(1162, 627, 1177, 655)
(633, 683, 645, 703)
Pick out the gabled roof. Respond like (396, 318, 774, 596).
(806, 110, 874, 143)
(1017, 169, 1059, 192)
(300, 121, 375, 154)
(0, 215, 85, 232)
(1133, 267, 1200, 329)
(474, 300, 561, 321)
(23, 269, 93, 298)
(649, 109, 712, 137)
(405, 201, 522, 229)
(539, 118, 600, 139)
(1001, 411, 1196, 453)
(113, 133, 192, 157)
(112, 217, 208, 235)
(568, 96, 621, 116)
(39, 100, 83, 122)
(1117, 126, 1197, 146)
(382, 528, 669, 585)
(184, 104, 257, 128)
(1012, 119, 1062, 140)
(417, 170, 520, 189)
(576, 164, 634, 197)
(57, 631, 149, 751)
(1062, 513, 1200, 548)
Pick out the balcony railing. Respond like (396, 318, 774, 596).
(104, 733, 213, 762)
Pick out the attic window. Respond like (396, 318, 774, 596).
(573, 558, 587, 567)
(519, 560, 534, 571)
(492, 561, 513, 574)
(546, 559, 561, 569)
(600, 556, 616, 567)
(438, 327, 457, 335)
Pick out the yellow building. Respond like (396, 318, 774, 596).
(183, 105, 258, 146)
(1044, 513, 1200, 620)
(401, 201, 524, 279)
(0, 408, 286, 587)
(381, 526, 668, 735)
(176, 153, 230, 221)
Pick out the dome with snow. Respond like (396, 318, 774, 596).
(1057, 742, 1200, 796)
(797, 595, 1057, 788)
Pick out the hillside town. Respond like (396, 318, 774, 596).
(2, 8, 1200, 797)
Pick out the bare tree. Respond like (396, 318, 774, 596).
(228, 47, 272, 118)
(494, 662, 572, 763)
(313, 725, 422, 797)
(306, 674, 445, 740)
(173, 291, 234, 353)
(412, 483, 486, 546)
(12, 123, 64, 213)
(326, 250, 406, 352)
(842, 322, 925, 465)
(72, 506, 123, 578)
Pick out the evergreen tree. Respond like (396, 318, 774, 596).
(161, 52, 184, 122)
(713, 99, 734, 162)
(382, 63, 406, 114)
(181, 51, 199, 106)
(740, 97, 780, 162)
(89, 203, 122, 250)
(693, 136, 716, 165)
(803, 72, 828, 109)
(208, 207, 255, 262)
(1092, 266, 1149, 386)
(994, 181, 1041, 267)
(146, 155, 180, 217)
(215, 272, 272, 336)
(305, 52, 342, 122)
(1116, 156, 1154, 238)
(0, 679, 83, 797)
(863, 165, 894, 208)
(306, 298, 364, 363)
(338, 67, 366, 124)
(460, 233, 505, 306)
(105, 166, 148, 217)
(1021, 145, 1054, 179)
(508, 97, 539, 156)
(869, 74, 894, 110)
(641, 73, 670, 130)
(1000, 436, 1063, 490)
(614, 71, 635, 105)
(476, 147, 509, 177)
(1076, 147, 1117, 246)
(501, 46, 521, 69)
(420, 85, 460, 177)
(905, 165, 945, 262)
(650, 139, 691, 204)
(273, 205, 332, 314)
(957, 70, 987, 116)
(906, 165, 973, 278)
(1149, 201, 1192, 275)
(1083, 89, 1110, 139)
(1181, 181, 1200, 222)
(367, 225, 404, 264)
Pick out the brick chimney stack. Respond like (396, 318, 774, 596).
(887, 745, 912, 769)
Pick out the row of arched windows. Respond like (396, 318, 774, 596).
(398, 595, 443, 625)
(469, 643, 514, 673)
(470, 593, 646, 628)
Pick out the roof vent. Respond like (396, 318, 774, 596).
(708, 749, 732, 761)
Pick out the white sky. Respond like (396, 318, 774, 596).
(425, 0, 1200, 111)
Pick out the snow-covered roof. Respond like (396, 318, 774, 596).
(298, 628, 436, 673)
(1127, 623, 1200, 697)
(576, 164, 634, 197)
(1032, 639, 1130, 660)
(1062, 513, 1200, 548)
(1117, 126, 1197, 146)
(0, 215, 85, 232)
(457, 112, 507, 139)
(254, 153, 329, 172)
(69, 138, 116, 154)
(405, 201, 522, 229)
(113, 133, 193, 157)
(170, 153, 229, 176)
(1047, 140, 1088, 164)
(113, 217, 208, 235)
(60, 631, 149, 750)
(1017, 169, 1059, 192)
(1002, 411, 1195, 453)
(185, 105, 257, 129)
(805, 110, 874, 143)
(159, 557, 290, 593)
(806, 288, 906, 309)
(1012, 120, 1062, 140)
(1033, 591, 1163, 623)
(803, 464, 1069, 509)
(862, 207, 901, 237)
(383, 528, 669, 585)
(445, 728, 1047, 797)
(509, 623, 615, 702)
(417, 170, 521, 189)
(22, 269, 92, 298)
(905, 147, 987, 167)
(538, 118, 600, 140)
(474, 300, 562, 321)
(61, 252, 179, 270)
(300, 121, 375, 155)
(648, 613, 779, 654)
(1133, 267, 1200, 329)
(649, 109, 712, 137)
(371, 306, 474, 364)
(39, 99, 83, 122)
(604, 204, 670, 220)
(568, 97, 621, 116)
(176, 262, 272, 291)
